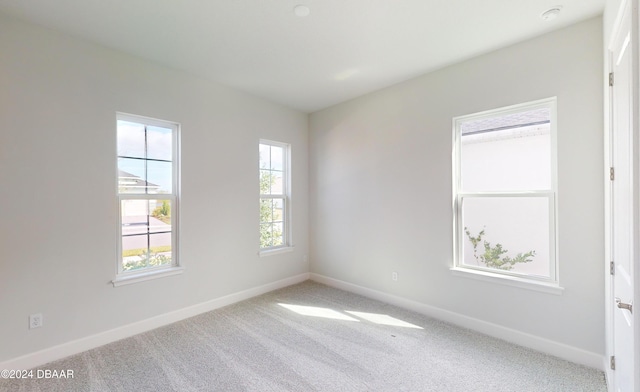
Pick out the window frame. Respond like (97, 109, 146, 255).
(451, 98, 560, 290)
(113, 113, 182, 287)
(259, 139, 293, 256)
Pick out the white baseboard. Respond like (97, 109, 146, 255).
(310, 273, 604, 370)
(1, 273, 310, 371)
(3, 272, 603, 372)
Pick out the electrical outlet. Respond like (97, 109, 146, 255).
(29, 313, 42, 329)
(392, 272, 398, 281)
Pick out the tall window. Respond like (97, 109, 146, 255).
(259, 140, 290, 251)
(453, 98, 557, 284)
(116, 113, 179, 282)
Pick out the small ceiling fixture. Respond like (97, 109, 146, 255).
(541, 6, 562, 21)
(294, 4, 310, 17)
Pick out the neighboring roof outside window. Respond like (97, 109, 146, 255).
(118, 170, 160, 193)
(461, 108, 551, 135)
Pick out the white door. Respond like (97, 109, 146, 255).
(610, 1, 635, 390)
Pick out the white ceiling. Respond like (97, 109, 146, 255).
(0, 0, 604, 113)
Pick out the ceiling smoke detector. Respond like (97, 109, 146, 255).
(541, 6, 562, 21)
(294, 5, 310, 17)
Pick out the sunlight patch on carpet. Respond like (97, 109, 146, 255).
(345, 311, 423, 329)
(278, 303, 359, 321)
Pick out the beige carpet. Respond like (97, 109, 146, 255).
(0, 281, 607, 391)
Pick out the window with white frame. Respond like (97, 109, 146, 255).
(453, 98, 557, 284)
(259, 140, 290, 251)
(116, 114, 179, 281)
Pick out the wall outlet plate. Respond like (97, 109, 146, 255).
(29, 313, 42, 329)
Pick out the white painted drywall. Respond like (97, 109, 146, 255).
(0, 15, 308, 362)
(309, 18, 604, 355)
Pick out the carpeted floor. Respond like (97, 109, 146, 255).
(0, 281, 607, 391)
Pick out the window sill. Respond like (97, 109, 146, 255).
(450, 267, 564, 295)
(259, 246, 294, 258)
(112, 266, 185, 287)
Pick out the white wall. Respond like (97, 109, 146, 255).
(0, 15, 308, 363)
(309, 18, 604, 356)
(0, 10, 606, 368)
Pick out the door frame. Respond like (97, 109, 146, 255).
(604, 0, 640, 390)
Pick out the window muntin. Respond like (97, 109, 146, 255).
(453, 98, 557, 283)
(117, 114, 178, 275)
(259, 140, 290, 250)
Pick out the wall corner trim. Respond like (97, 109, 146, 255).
(0, 273, 310, 371)
(309, 273, 604, 370)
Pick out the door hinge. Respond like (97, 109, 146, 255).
(610, 261, 615, 275)
(610, 167, 615, 181)
(610, 355, 616, 370)
(609, 72, 614, 87)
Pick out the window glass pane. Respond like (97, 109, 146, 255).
(121, 200, 149, 235)
(121, 199, 172, 271)
(259, 141, 289, 249)
(117, 115, 178, 275)
(121, 206, 148, 269)
(272, 222, 284, 246)
(146, 126, 173, 161)
(273, 198, 284, 221)
(259, 144, 271, 170)
(270, 171, 283, 194)
(149, 234, 172, 267)
(147, 160, 172, 194)
(260, 170, 271, 194)
(118, 158, 146, 194)
(461, 196, 550, 277)
(260, 223, 273, 248)
(117, 120, 145, 158)
(149, 200, 172, 231)
(122, 234, 149, 271)
(270, 146, 284, 171)
(260, 199, 272, 223)
(460, 108, 551, 192)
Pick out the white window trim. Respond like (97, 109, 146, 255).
(112, 113, 182, 287)
(258, 246, 295, 258)
(259, 139, 293, 255)
(112, 266, 185, 287)
(450, 267, 564, 295)
(451, 97, 560, 290)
